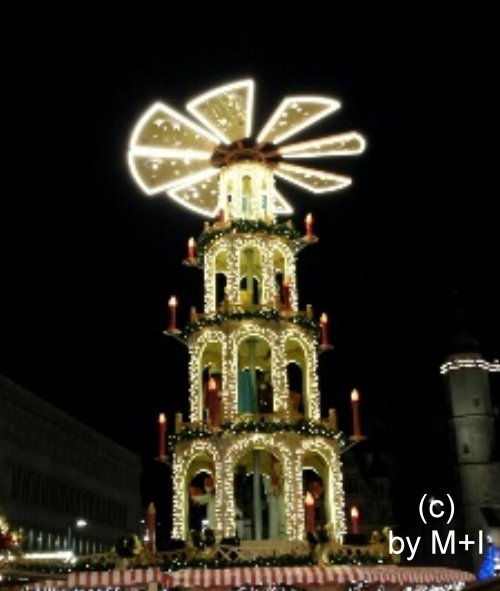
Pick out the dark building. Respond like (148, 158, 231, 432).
(0, 374, 142, 554)
(441, 351, 500, 569)
(343, 448, 394, 540)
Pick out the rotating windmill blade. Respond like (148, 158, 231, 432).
(128, 79, 365, 217)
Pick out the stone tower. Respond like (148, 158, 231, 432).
(441, 351, 500, 567)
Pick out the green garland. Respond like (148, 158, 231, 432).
(196, 219, 302, 256)
(165, 552, 314, 570)
(169, 418, 346, 450)
(72, 553, 315, 572)
(1, 558, 74, 574)
(20, 544, 390, 573)
(18, 550, 391, 574)
(183, 309, 319, 338)
(326, 551, 390, 565)
(221, 418, 345, 441)
(169, 425, 212, 445)
(70, 549, 389, 572)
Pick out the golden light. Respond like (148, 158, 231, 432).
(305, 491, 315, 506)
(256, 95, 340, 145)
(128, 79, 365, 218)
(128, 78, 364, 545)
(186, 79, 255, 144)
(279, 131, 366, 159)
(275, 162, 352, 193)
(305, 213, 313, 236)
(351, 388, 360, 402)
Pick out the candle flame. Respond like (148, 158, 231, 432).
(351, 388, 360, 402)
(168, 296, 177, 307)
(320, 313, 328, 325)
(188, 237, 195, 247)
(351, 505, 359, 518)
(208, 377, 217, 391)
(283, 277, 290, 287)
(158, 413, 166, 424)
(305, 491, 315, 506)
(305, 213, 313, 225)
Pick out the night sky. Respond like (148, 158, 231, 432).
(1, 10, 499, 530)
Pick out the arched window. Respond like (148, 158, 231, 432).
(239, 247, 262, 307)
(273, 249, 286, 308)
(234, 449, 284, 540)
(238, 337, 271, 414)
(215, 250, 228, 309)
(200, 342, 223, 425)
(302, 453, 329, 538)
(286, 362, 304, 415)
(285, 338, 308, 417)
(185, 455, 216, 539)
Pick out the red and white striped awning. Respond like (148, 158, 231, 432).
(67, 566, 162, 587)
(52, 565, 475, 589)
(166, 565, 475, 587)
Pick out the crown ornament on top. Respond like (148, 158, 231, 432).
(128, 79, 365, 219)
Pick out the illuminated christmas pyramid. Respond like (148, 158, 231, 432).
(128, 80, 365, 549)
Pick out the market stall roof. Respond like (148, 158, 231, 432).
(29, 565, 475, 589)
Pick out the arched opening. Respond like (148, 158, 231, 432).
(287, 363, 304, 415)
(302, 452, 329, 540)
(285, 338, 308, 417)
(215, 251, 228, 309)
(239, 276, 260, 306)
(200, 342, 223, 426)
(234, 450, 284, 540)
(273, 249, 286, 307)
(241, 175, 252, 218)
(186, 456, 215, 541)
(216, 274, 227, 309)
(239, 247, 262, 307)
(238, 337, 271, 415)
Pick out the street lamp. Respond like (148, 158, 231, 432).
(67, 519, 87, 553)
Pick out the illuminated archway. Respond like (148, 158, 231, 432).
(171, 441, 222, 540)
(237, 336, 271, 414)
(200, 341, 223, 425)
(224, 435, 294, 539)
(239, 245, 262, 307)
(215, 249, 228, 308)
(296, 439, 346, 541)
